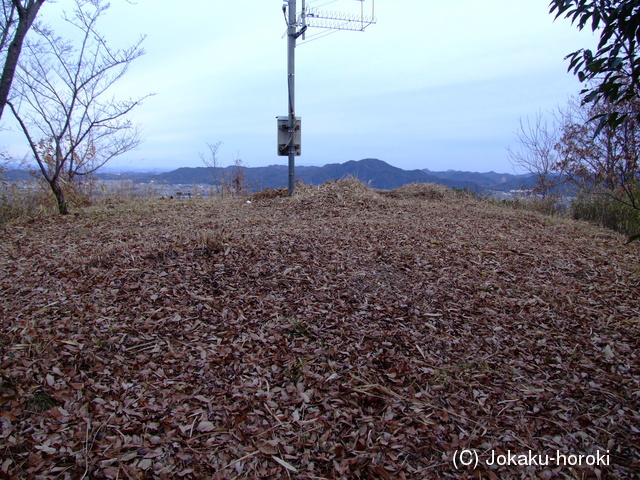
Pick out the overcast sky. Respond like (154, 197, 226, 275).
(4, 0, 598, 174)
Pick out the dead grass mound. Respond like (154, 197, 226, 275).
(384, 182, 455, 201)
(293, 177, 386, 209)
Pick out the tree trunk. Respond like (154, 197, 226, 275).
(49, 179, 69, 215)
(0, 0, 46, 120)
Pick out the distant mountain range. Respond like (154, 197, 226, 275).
(94, 158, 543, 193)
(3, 158, 548, 193)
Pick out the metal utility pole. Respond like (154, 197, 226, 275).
(278, 0, 376, 196)
(287, 0, 298, 196)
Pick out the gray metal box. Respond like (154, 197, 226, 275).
(277, 116, 301, 156)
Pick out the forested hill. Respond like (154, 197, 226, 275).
(89, 158, 539, 192)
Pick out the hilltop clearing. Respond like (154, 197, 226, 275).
(1, 180, 638, 479)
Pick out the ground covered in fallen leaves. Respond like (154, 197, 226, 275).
(1, 180, 639, 479)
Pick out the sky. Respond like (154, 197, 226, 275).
(2, 0, 598, 174)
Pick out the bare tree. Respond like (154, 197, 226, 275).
(0, 1, 16, 52)
(0, 0, 45, 120)
(507, 111, 563, 197)
(199, 141, 222, 196)
(7, 0, 148, 214)
(229, 152, 247, 196)
(556, 95, 640, 211)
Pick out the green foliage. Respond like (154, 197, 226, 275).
(451, 186, 483, 200)
(550, 0, 640, 132)
(572, 191, 640, 236)
(26, 391, 59, 413)
(287, 317, 310, 338)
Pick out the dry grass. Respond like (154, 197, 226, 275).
(1, 179, 639, 479)
(294, 177, 388, 208)
(0, 181, 57, 224)
(381, 182, 456, 201)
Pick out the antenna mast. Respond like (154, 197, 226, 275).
(278, 0, 376, 196)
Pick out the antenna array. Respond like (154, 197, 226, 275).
(305, 7, 376, 31)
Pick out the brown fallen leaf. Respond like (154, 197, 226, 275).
(196, 420, 215, 433)
(1, 180, 638, 479)
(271, 455, 297, 472)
